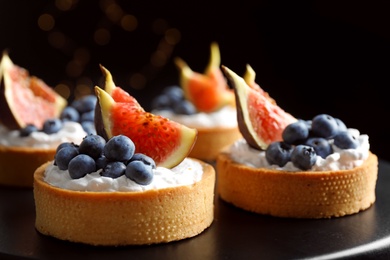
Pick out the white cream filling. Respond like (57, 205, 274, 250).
(0, 122, 87, 149)
(44, 158, 203, 192)
(229, 128, 369, 172)
(152, 105, 237, 128)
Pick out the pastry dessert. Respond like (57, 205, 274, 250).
(216, 66, 378, 219)
(0, 51, 91, 187)
(34, 156, 215, 246)
(33, 77, 215, 246)
(151, 42, 241, 161)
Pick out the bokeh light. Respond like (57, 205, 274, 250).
(94, 28, 111, 46)
(37, 14, 55, 31)
(36, 0, 180, 97)
(55, 0, 77, 11)
(54, 83, 71, 100)
(129, 73, 146, 89)
(47, 31, 67, 49)
(121, 15, 137, 31)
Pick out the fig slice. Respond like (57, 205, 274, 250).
(95, 86, 198, 168)
(222, 65, 297, 150)
(175, 42, 235, 113)
(0, 51, 67, 129)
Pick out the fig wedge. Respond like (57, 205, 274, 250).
(175, 42, 235, 113)
(95, 86, 198, 168)
(0, 51, 66, 129)
(222, 65, 297, 150)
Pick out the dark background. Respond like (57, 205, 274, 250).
(0, 1, 389, 161)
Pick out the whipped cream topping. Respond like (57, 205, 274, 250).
(152, 105, 237, 128)
(229, 128, 370, 171)
(44, 158, 203, 192)
(0, 122, 87, 149)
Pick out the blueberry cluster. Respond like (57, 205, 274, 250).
(265, 114, 360, 170)
(151, 85, 197, 115)
(19, 118, 64, 137)
(54, 134, 155, 185)
(19, 94, 97, 137)
(60, 95, 97, 135)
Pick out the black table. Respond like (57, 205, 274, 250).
(1, 160, 389, 260)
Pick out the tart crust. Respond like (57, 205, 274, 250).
(0, 145, 55, 187)
(33, 158, 215, 246)
(216, 151, 378, 219)
(189, 126, 241, 161)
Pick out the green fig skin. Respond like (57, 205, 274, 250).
(94, 65, 113, 141)
(93, 100, 108, 141)
(94, 65, 117, 141)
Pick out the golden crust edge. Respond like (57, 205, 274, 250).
(216, 151, 378, 219)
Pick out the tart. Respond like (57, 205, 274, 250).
(217, 151, 378, 218)
(34, 78, 216, 246)
(151, 42, 242, 161)
(34, 157, 215, 246)
(0, 52, 92, 187)
(216, 66, 379, 219)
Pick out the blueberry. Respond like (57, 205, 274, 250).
(333, 131, 359, 149)
(55, 145, 79, 170)
(70, 99, 83, 112)
(302, 120, 312, 129)
(80, 110, 95, 122)
(125, 160, 154, 185)
(104, 135, 135, 162)
(56, 142, 78, 153)
(81, 121, 97, 135)
(101, 161, 126, 178)
(60, 106, 80, 122)
(19, 124, 38, 137)
(282, 120, 310, 145)
(42, 118, 63, 134)
(71, 95, 97, 114)
(335, 118, 348, 132)
(311, 114, 339, 139)
(128, 153, 156, 169)
(95, 155, 108, 170)
(291, 145, 317, 170)
(151, 86, 186, 111)
(173, 100, 197, 115)
(162, 85, 185, 103)
(265, 142, 293, 167)
(305, 137, 333, 159)
(68, 154, 96, 179)
(78, 134, 106, 159)
(151, 95, 172, 110)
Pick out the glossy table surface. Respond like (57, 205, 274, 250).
(1, 160, 389, 260)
